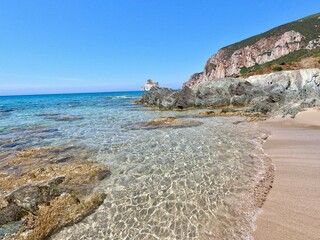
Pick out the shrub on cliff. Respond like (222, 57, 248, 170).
(272, 65, 283, 71)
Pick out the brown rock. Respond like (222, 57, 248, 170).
(0, 145, 110, 239)
(129, 117, 203, 129)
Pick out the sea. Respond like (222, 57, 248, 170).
(0, 91, 270, 240)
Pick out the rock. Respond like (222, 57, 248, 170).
(0, 177, 65, 226)
(0, 221, 22, 239)
(36, 113, 83, 122)
(194, 80, 232, 107)
(281, 107, 303, 118)
(137, 68, 320, 116)
(126, 117, 203, 130)
(137, 86, 176, 108)
(183, 72, 206, 88)
(0, 127, 60, 150)
(141, 79, 159, 91)
(197, 111, 216, 117)
(251, 101, 275, 114)
(197, 110, 268, 122)
(306, 38, 320, 50)
(231, 95, 248, 106)
(299, 98, 320, 108)
(184, 31, 305, 87)
(8, 192, 106, 240)
(266, 93, 284, 103)
(0, 145, 110, 239)
(138, 78, 258, 109)
(173, 86, 196, 109)
(221, 108, 239, 113)
(0, 201, 24, 226)
(228, 80, 253, 96)
(5, 177, 65, 214)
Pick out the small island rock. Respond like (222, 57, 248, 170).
(141, 79, 159, 91)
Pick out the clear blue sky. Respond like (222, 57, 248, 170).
(0, 0, 319, 95)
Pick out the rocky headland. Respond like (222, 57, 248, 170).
(137, 14, 320, 116)
(137, 69, 320, 117)
(184, 13, 320, 88)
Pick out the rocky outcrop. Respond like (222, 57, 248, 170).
(306, 38, 320, 50)
(138, 86, 176, 107)
(185, 31, 306, 88)
(0, 145, 110, 239)
(138, 69, 320, 116)
(141, 79, 159, 91)
(137, 78, 258, 109)
(247, 68, 320, 116)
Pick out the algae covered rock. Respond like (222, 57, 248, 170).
(127, 117, 203, 130)
(0, 145, 110, 239)
(9, 192, 106, 240)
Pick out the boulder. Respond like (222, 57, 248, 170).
(138, 86, 176, 108)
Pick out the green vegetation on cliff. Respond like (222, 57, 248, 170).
(223, 13, 320, 60)
(240, 48, 320, 75)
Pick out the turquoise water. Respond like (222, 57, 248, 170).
(0, 92, 269, 240)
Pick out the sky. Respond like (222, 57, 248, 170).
(0, 0, 319, 96)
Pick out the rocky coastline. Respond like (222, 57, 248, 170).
(137, 68, 320, 118)
(183, 13, 320, 88)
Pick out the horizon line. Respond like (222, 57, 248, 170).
(0, 89, 145, 98)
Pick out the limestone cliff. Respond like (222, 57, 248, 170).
(184, 13, 320, 88)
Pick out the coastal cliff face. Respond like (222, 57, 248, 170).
(184, 13, 320, 88)
(138, 69, 320, 116)
(206, 31, 303, 78)
(141, 79, 159, 91)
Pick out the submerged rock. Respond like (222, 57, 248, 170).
(36, 113, 83, 122)
(0, 126, 60, 150)
(8, 192, 106, 240)
(0, 145, 110, 239)
(0, 221, 22, 239)
(198, 109, 268, 122)
(126, 117, 203, 130)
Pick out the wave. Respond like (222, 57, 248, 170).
(104, 96, 138, 100)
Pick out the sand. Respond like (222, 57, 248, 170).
(254, 108, 320, 240)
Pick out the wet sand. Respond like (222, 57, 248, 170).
(254, 108, 320, 240)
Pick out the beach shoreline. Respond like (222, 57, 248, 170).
(254, 108, 320, 240)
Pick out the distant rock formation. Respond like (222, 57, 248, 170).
(184, 13, 320, 88)
(141, 79, 159, 91)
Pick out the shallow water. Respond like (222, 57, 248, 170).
(0, 92, 268, 240)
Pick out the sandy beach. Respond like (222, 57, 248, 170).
(254, 108, 320, 240)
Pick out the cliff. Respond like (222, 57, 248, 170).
(184, 13, 320, 88)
